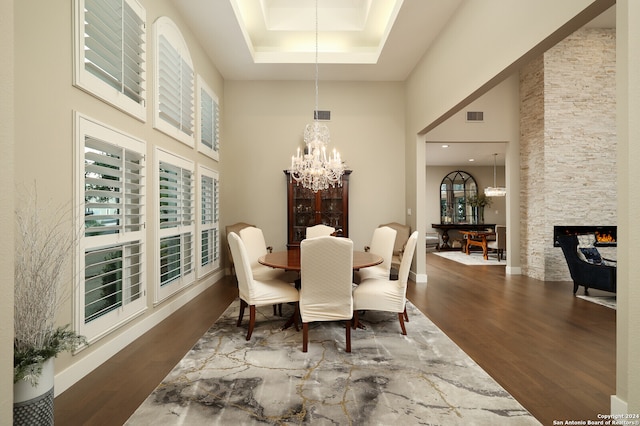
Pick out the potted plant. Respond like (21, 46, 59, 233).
(467, 194, 492, 224)
(14, 191, 85, 425)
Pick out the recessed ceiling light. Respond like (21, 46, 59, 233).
(468, 158, 475, 162)
(441, 144, 449, 148)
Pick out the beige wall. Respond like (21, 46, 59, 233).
(1, 0, 14, 423)
(221, 80, 406, 254)
(616, 0, 640, 413)
(11, 0, 224, 397)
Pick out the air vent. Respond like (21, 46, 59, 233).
(314, 110, 331, 121)
(466, 111, 484, 122)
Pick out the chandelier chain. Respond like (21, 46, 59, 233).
(287, 0, 345, 193)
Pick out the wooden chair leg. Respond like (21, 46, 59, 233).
(302, 323, 309, 352)
(352, 310, 359, 329)
(237, 299, 247, 327)
(403, 307, 409, 322)
(398, 312, 407, 335)
(292, 303, 300, 332)
(345, 319, 352, 353)
(246, 305, 256, 341)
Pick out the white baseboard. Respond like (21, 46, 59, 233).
(506, 266, 522, 275)
(611, 394, 628, 415)
(54, 270, 225, 396)
(412, 271, 428, 284)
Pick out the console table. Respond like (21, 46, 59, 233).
(431, 223, 496, 250)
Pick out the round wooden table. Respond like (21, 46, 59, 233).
(259, 249, 383, 271)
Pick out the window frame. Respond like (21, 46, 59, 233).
(155, 147, 196, 302)
(74, 112, 147, 343)
(196, 76, 220, 161)
(153, 16, 195, 147)
(73, 0, 147, 121)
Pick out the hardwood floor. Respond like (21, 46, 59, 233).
(54, 253, 615, 425)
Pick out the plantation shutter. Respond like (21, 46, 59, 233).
(159, 162, 193, 229)
(200, 86, 220, 152)
(83, 0, 146, 106)
(84, 136, 144, 236)
(158, 35, 194, 137)
(198, 168, 220, 273)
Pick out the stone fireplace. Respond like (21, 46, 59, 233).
(519, 28, 617, 282)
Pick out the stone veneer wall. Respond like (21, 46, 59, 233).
(520, 28, 617, 281)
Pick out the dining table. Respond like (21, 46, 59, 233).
(258, 249, 383, 271)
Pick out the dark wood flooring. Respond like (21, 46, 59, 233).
(54, 252, 616, 425)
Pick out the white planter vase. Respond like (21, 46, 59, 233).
(13, 358, 54, 426)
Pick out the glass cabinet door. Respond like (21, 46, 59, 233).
(320, 186, 343, 231)
(292, 185, 315, 242)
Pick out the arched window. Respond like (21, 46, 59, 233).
(154, 16, 195, 146)
(440, 171, 478, 224)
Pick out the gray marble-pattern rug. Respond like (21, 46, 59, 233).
(576, 294, 617, 309)
(126, 300, 540, 425)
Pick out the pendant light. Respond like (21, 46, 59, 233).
(484, 153, 506, 197)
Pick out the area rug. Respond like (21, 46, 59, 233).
(433, 250, 505, 266)
(576, 295, 617, 310)
(125, 300, 539, 425)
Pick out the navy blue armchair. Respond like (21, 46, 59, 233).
(557, 234, 616, 295)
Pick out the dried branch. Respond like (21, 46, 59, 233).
(14, 185, 85, 384)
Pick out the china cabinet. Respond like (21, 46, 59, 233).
(284, 170, 351, 248)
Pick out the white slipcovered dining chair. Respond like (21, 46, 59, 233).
(238, 226, 282, 280)
(487, 225, 506, 261)
(353, 231, 418, 335)
(305, 224, 335, 239)
(239, 226, 297, 316)
(228, 232, 299, 341)
(379, 222, 411, 273)
(300, 236, 354, 353)
(355, 226, 397, 283)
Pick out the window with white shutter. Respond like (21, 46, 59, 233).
(198, 165, 220, 277)
(197, 76, 220, 161)
(74, 0, 147, 121)
(76, 113, 147, 342)
(156, 148, 195, 301)
(153, 17, 195, 147)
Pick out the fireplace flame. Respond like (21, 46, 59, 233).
(595, 232, 615, 243)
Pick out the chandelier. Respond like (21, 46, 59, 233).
(288, 0, 345, 193)
(484, 153, 507, 197)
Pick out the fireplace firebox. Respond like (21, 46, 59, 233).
(553, 225, 616, 247)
